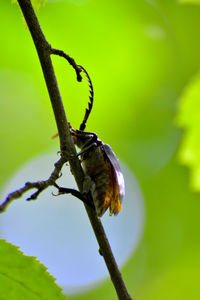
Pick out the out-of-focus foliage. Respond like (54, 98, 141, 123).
(0, 239, 66, 300)
(180, 0, 200, 4)
(1, 0, 200, 299)
(177, 73, 200, 191)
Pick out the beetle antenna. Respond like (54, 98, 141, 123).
(78, 65, 94, 131)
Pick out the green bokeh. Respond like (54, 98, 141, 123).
(1, 0, 200, 299)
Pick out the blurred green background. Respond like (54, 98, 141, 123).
(1, 0, 200, 299)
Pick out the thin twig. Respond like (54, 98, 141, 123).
(4, 1, 133, 299)
(0, 157, 65, 212)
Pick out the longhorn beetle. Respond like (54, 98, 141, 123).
(55, 66, 125, 217)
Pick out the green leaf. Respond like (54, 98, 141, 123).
(12, 0, 47, 11)
(177, 73, 200, 191)
(0, 239, 66, 300)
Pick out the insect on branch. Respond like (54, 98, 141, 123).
(1, 0, 134, 299)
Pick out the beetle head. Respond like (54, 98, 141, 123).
(71, 129, 95, 150)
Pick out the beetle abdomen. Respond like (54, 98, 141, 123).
(92, 168, 110, 216)
(81, 147, 121, 217)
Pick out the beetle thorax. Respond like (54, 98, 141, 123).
(81, 146, 106, 176)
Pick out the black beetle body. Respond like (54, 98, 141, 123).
(56, 65, 125, 217)
(70, 128, 125, 217)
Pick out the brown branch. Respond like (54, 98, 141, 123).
(0, 157, 65, 212)
(2, 0, 133, 299)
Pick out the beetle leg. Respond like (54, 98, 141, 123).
(76, 142, 97, 157)
(53, 183, 95, 209)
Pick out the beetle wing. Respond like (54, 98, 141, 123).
(97, 157, 121, 216)
(102, 144, 125, 203)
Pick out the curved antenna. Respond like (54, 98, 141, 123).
(78, 65, 94, 131)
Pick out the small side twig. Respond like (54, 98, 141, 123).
(50, 48, 82, 82)
(0, 157, 65, 213)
